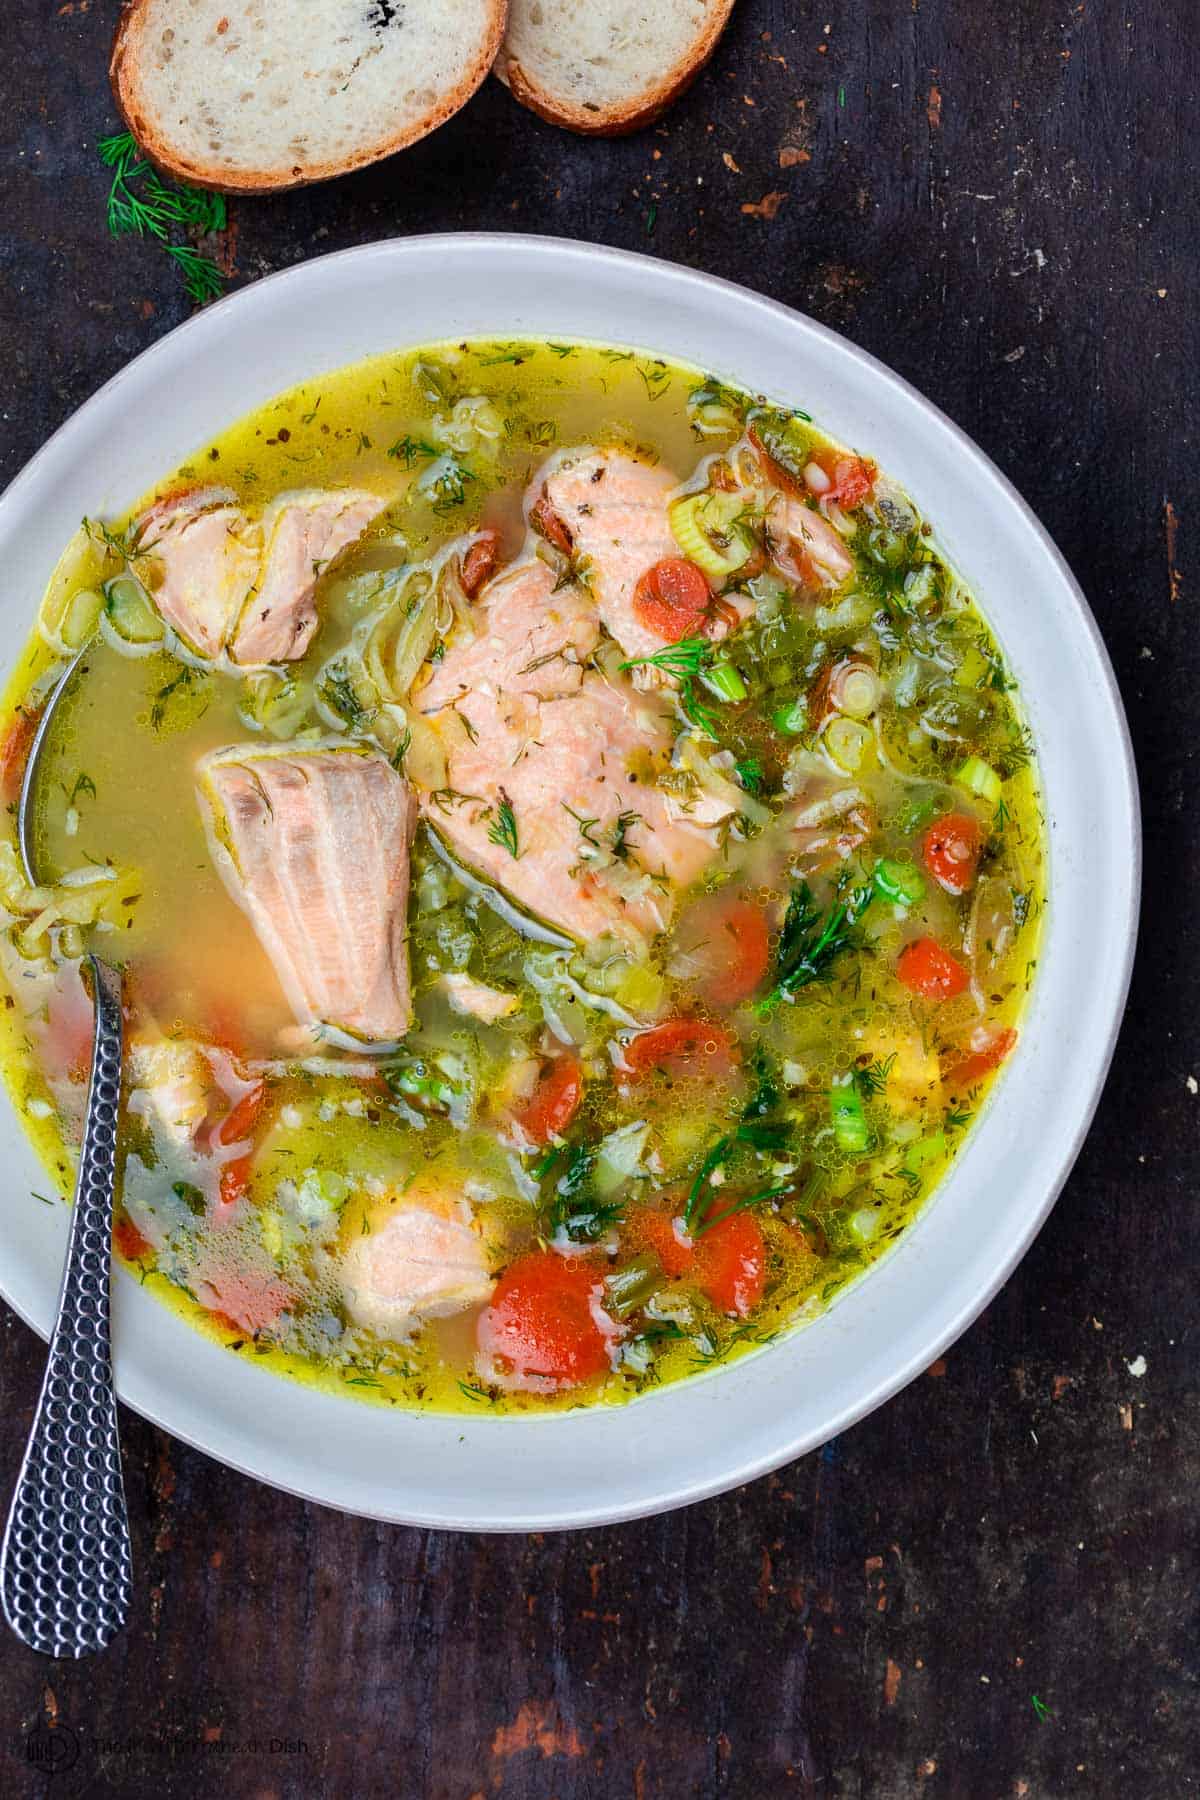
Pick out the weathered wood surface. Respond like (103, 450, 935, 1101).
(0, 1, 1194, 1793)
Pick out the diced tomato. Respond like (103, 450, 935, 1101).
(530, 490, 573, 554)
(822, 454, 876, 509)
(199, 1269, 295, 1336)
(946, 1023, 1018, 1089)
(619, 1018, 738, 1083)
(631, 557, 712, 643)
(922, 812, 983, 896)
(632, 1207, 765, 1318)
(897, 937, 970, 1001)
(695, 1212, 767, 1316)
(513, 1055, 583, 1146)
(476, 1252, 614, 1391)
(113, 1215, 152, 1263)
(0, 707, 41, 804)
(676, 894, 769, 1007)
(460, 528, 501, 598)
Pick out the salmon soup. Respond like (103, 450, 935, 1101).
(0, 340, 1044, 1413)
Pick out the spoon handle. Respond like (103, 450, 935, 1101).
(1, 956, 131, 1656)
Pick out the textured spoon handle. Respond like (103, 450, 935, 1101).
(1, 956, 131, 1656)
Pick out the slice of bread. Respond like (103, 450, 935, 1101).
(111, 0, 507, 193)
(495, 0, 737, 137)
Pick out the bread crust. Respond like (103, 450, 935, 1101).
(494, 0, 737, 138)
(109, 0, 508, 194)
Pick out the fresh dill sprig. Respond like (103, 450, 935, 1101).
(99, 131, 226, 305)
(995, 725, 1035, 778)
(734, 755, 764, 795)
(386, 434, 439, 467)
(611, 809, 641, 860)
(762, 877, 876, 1008)
(487, 790, 520, 859)
(855, 1054, 896, 1099)
(620, 636, 724, 739)
(563, 803, 600, 846)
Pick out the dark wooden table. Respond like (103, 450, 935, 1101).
(1, 2, 1194, 1794)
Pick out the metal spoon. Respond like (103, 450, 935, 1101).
(0, 647, 131, 1655)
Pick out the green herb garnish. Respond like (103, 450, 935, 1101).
(487, 791, 520, 859)
(99, 132, 225, 305)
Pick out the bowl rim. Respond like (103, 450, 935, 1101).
(0, 233, 1140, 1529)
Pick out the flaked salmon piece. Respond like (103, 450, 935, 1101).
(342, 1184, 493, 1339)
(420, 557, 598, 712)
(230, 488, 386, 666)
(541, 449, 681, 663)
(419, 598, 726, 950)
(127, 1036, 212, 1146)
(440, 973, 520, 1021)
(198, 746, 416, 1045)
(138, 487, 259, 659)
(766, 491, 855, 589)
(135, 485, 383, 665)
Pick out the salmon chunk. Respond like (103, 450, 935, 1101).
(139, 487, 258, 659)
(417, 561, 728, 949)
(541, 449, 681, 662)
(342, 1186, 493, 1339)
(230, 489, 386, 666)
(199, 747, 416, 1045)
(136, 485, 383, 665)
(766, 491, 854, 589)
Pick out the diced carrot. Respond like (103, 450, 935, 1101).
(694, 1212, 767, 1316)
(922, 812, 983, 895)
(476, 1252, 614, 1390)
(631, 1206, 765, 1317)
(513, 1055, 583, 1146)
(530, 491, 573, 554)
(897, 937, 970, 1001)
(0, 707, 41, 804)
(218, 1157, 253, 1212)
(946, 1024, 1018, 1089)
(113, 1215, 152, 1263)
(677, 894, 770, 1007)
(619, 1018, 738, 1083)
(631, 557, 712, 642)
(460, 528, 501, 598)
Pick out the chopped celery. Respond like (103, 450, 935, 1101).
(669, 491, 754, 581)
(873, 857, 926, 908)
(773, 697, 808, 735)
(698, 659, 748, 703)
(903, 1131, 947, 1176)
(830, 1074, 871, 1153)
(604, 1253, 663, 1319)
(956, 756, 1002, 805)
(103, 576, 163, 647)
(848, 1206, 881, 1244)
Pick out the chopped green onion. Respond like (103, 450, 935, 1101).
(698, 659, 748, 703)
(829, 1073, 871, 1153)
(873, 857, 926, 908)
(956, 756, 1002, 805)
(773, 697, 808, 735)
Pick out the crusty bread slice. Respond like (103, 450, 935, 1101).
(111, 0, 507, 193)
(495, 0, 737, 136)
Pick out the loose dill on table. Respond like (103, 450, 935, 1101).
(98, 131, 225, 305)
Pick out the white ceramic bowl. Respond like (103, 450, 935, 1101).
(0, 236, 1138, 1528)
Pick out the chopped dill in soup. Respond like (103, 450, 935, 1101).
(0, 340, 1043, 1413)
